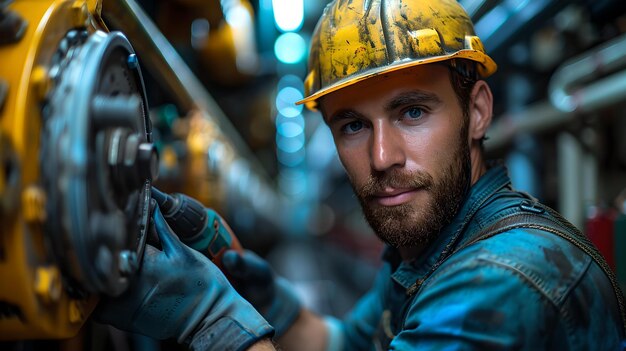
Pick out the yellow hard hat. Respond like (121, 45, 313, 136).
(297, 0, 497, 111)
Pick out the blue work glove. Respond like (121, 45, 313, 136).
(222, 250, 302, 337)
(95, 204, 274, 350)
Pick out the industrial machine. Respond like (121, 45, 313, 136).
(0, 0, 156, 339)
(0, 0, 280, 340)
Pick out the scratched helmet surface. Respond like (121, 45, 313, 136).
(297, 0, 497, 110)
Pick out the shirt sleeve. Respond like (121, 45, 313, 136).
(390, 253, 560, 350)
(337, 262, 391, 351)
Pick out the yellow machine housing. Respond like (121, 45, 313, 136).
(0, 0, 155, 339)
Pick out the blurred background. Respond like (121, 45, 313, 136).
(2, 0, 626, 349)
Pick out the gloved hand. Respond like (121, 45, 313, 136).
(95, 203, 274, 350)
(222, 250, 302, 337)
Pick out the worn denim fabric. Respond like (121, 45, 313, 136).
(340, 166, 624, 350)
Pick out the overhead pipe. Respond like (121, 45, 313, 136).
(474, 0, 567, 56)
(487, 32, 626, 152)
(486, 101, 567, 151)
(460, 0, 500, 21)
(549, 32, 626, 113)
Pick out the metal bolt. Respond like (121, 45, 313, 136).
(30, 66, 50, 100)
(95, 246, 113, 277)
(34, 266, 62, 304)
(90, 211, 127, 250)
(71, 0, 89, 28)
(127, 54, 138, 69)
(0, 6, 27, 45)
(22, 185, 46, 223)
(118, 250, 138, 276)
(66, 29, 79, 44)
(0, 78, 7, 112)
(91, 95, 142, 129)
(57, 37, 69, 57)
(68, 300, 84, 323)
(137, 142, 158, 181)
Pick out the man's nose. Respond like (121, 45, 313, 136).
(370, 122, 406, 172)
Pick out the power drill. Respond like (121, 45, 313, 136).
(151, 187, 242, 269)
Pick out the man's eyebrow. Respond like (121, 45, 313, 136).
(384, 91, 443, 112)
(326, 109, 363, 124)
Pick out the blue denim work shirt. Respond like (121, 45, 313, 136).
(339, 166, 624, 350)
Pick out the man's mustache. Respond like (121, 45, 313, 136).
(357, 170, 433, 198)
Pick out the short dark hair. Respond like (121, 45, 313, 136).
(446, 59, 490, 147)
(447, 59, 477, 118)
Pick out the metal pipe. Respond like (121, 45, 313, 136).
(487, 33, 626, 152)
(487, 71, 626, 151)
(461, 0, 500, 22)
(549, 32, 626, 112)
(486, 101, 570, 151)
(558, 132, 584, 230)
(475, 0, 565, 56)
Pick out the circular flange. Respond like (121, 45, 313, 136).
(42, 30, 154, 296)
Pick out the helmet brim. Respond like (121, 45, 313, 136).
(296, 50, 497, 111)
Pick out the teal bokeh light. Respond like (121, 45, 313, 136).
(274, 32, 306, 64)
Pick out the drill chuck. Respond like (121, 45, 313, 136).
(151, 187, 207, 241)
(151, 187, 242, 265)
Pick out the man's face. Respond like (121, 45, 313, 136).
(320, 65, 471, 248)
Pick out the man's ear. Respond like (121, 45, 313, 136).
(468, 80, 493, 142)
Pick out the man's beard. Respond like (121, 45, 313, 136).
(353, 125, 471, 248)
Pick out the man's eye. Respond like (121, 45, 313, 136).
(404, 107, 423, 120)
(341, 120, 364, 134)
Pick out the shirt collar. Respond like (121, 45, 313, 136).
(386, 165, 511, 289)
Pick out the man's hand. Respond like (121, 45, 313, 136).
(222, 250, 302, 337)
(95, 203, 274, 350)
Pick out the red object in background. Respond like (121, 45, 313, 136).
(585, 206, 617, 270)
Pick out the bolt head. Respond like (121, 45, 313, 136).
(71, 1, 89, 27)
(137, 142, 158, 181)
(69, 300, 85, 323)
(34, 266, 62, 304)
(118, 250, 138, 276)
(30, 66, 50, 100)
(95, 246, 113, 277)
(127, 54, 138, 69)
